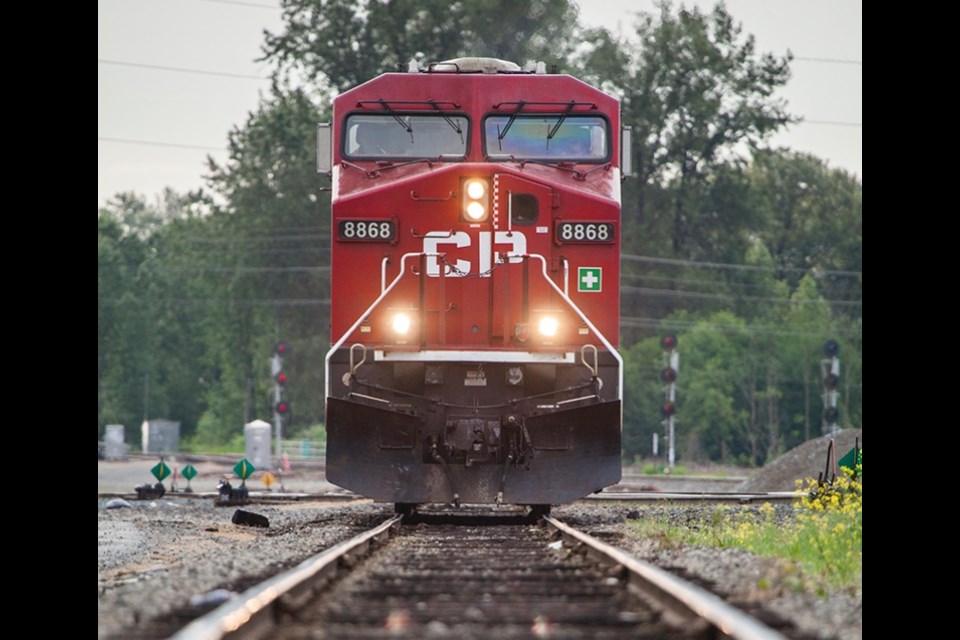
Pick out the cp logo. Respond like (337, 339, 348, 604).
(423, 231, 527, 277)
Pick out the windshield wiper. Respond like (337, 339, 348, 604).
(376, 99, 414, 142)
(427, 100, 464, 144)
(497, 100, 527, 142)
(546, 101, 577, 143)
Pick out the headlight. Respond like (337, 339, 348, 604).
(465, 201, 486, 220)
(462, 178, 490, 222)
(466, 181, 486, 199)
(391, 313, 412, 335)
(538, 316, 559, 337)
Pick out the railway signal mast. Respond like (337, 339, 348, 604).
(661, 335, 679, 471)
(821, 339, 840, 436)
(272, 341, 290, 460)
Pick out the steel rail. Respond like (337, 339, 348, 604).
(170, 514, 403, 640)
(543, 515, 789, 640)
(586, 491, 801, 503)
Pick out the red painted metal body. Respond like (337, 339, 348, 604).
(325, 63, 623, 507)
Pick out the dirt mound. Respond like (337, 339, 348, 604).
(738, 429, 862, 492)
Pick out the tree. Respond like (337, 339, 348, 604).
(578, 1, 794, 255)
(262, 0, 580, 94)
(99, 207, 151, 441)
(779, 275, 833, 443)
(204, 90, 333, 433)
(746, 149, 863, 317)
(621, 337, 665, 461)
(98, 190, 210, 443)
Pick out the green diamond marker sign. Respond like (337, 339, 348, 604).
(578, 267, 602, 292)
(151, 460, 171, 482)
(233, 458, 256, 481)
(181, 464, 197, 481)
(838, 447, 862, 475)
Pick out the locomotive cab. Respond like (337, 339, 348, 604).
(323, 59, 624, 509)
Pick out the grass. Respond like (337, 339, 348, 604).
(177, 423, 327, 455)
(180, 433, 245, 454)
(640, 463, 690, 475)
(626, 462, 862, 592)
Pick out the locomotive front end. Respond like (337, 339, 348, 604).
(323, 60, 624, 508)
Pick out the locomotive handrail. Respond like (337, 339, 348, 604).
(492, 100, 598, 111)
(326, 251, 434, 398)
(410, 190, 454, 202)
(349, 343, 367, 377)
(330, 251, 623, 402)
(409, 228, 456, 239)
(528, 253, 623, 401)
(356, 99, 461, 110)
(581, 344, 599, 378)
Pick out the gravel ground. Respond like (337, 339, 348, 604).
(98, 498, 861, 640)
(740, 429, 862, 493)
(98, 498, 394, 639)
(554, 503, 862, 640)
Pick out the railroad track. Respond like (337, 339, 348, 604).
(172, 508, 786, 640)
(99, 490, 799, 506)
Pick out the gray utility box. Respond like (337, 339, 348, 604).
(104, 424, 128, 460)
(141, 419, 180, 453)
(244, 420, 272, 470)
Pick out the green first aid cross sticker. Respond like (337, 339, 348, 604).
(578, 267, 602, 292)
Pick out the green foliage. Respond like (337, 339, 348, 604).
(98, 191, 211, 442)
(203, 90, 333, 431)
(99, 208, 148, 440)
(182, 429, 245, 455)
(627, 479, 862, 590)
(262, 0, 580, 94)
(622, 267, 861, 465)
(747, 149, 863, 315)
(578, 1, 793, 255)
(293, 422, 328, 443)
(640, 464, 689, 475)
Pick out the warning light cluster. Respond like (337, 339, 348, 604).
(274, 342, 291, 417)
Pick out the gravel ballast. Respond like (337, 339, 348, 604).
(99, 498, 860, 640)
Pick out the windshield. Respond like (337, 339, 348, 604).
(484, 115, 609, 162)
(344, 113, 468, 159)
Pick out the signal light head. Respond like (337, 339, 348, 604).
(275, 400, 291, 416)
(661, 335, 677, 351)
(661, 401, 677, 417)
(275, 372, 288, 386)
(824, 339, 840, 357)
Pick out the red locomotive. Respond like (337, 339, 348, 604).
(319, 58, 627, 512)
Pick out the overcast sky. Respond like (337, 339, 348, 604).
(98, 0, 862, 208)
